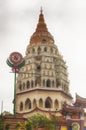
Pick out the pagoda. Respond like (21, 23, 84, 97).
(16, 9, 73, 118)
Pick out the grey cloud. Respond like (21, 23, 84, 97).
(0, 0, 10, 35)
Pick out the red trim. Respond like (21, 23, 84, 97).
(18, 106, 61, 115)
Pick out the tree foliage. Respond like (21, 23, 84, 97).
(5, 123, 10, 130)
(0, 118, 3, 130)
(25, 122, 32, 130)
(26, 113, 54, 130)
(16, 122, 22, 130)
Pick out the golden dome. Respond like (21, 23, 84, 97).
(30, 9, 54, 44)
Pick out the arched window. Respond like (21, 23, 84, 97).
(32, 48, 35, 53)
(19, 84, 22, 91)
(31, 80, 34, 88)
(25, 98, 31, 110)
(38, 47, 41, 54)
(20, 102, 23, 111)
(23, 82, 25, 90)
(56, 79, 61, 87)
(46, 79, 51, 87)
(42, 39, 46, 44)
(54, 99, 59, 109)
(44, 47, 47, 52)
(39, 98, 43, 107)
(37, 65, 41, 71)
(26, 81, 30, 88)
(33, 99, 36, 108)
(45, 97, 52, 108)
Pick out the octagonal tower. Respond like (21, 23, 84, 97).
(16, 9, 73, 118)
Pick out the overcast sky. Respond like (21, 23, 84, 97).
(0, 0, 86, 113)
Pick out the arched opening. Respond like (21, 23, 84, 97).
(54, 99, 59, 109)
(38, 47, 41, 54)
(42, 39, 46, 43)
(23, 82, 25, 90)
(25, 98, 31, 110)
(56, 79, 60, 87)
(44, 47, 47, 52)
(31, 80, 34, 88)
(46, 79, 51, 87)
(37, 65, 41, 71)
(45, 97, 52, 108)
(33, 99, 36, 108)
(20, 102, 23, 111)
(35, 77, 41, 86)
(32, 48, 35, 53)
(39, 98, 43, 107)
(27, 81, 30, 88)
(19, 84, 22, 91)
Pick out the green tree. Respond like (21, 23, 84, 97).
(25, 122, 32, 130)
(0, 118, 3, 130)
(26, 113, 54, 130)
(5, 123, 10, 130)
(16, 122, 22, 130)
(50, 114, 58, 130)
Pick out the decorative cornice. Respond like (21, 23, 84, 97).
(16, 88, 73, 99)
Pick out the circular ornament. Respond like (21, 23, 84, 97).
(9, 52, 23, 65)
(72, 122, 80, 130)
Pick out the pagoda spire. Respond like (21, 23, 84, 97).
(30, 9, 54, 44)
(40, 6, 43, 14)
(36, 8, 48, 32)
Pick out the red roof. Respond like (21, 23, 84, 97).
(74, 93, 86, 108)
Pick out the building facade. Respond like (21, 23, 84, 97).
(16, 9, 73, 118)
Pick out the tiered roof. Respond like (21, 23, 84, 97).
(30, 8, 54, 44)
(74, 93, 86, 108)
(62, 102, 84, 116)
